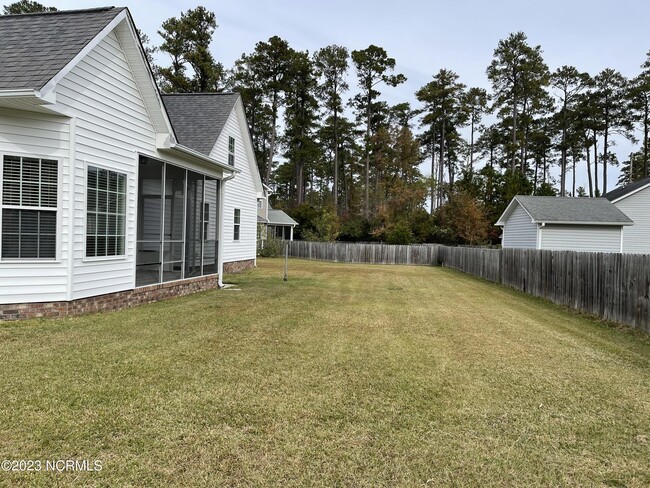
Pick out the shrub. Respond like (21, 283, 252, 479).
(257, 237, 284, 257)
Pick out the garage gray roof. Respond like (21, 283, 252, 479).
(161, 93, 240, 156)
(514, 196, 633, 225)
(0, 7, 125, 91)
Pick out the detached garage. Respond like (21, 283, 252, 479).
(496, 196, 633, 253)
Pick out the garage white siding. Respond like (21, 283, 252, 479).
(613, 186, 650, 254)
(0, 109, 71, 304)
(540, 225, 622, 252)
(502, 204, 538, 249)
(211, 105, 257, 264)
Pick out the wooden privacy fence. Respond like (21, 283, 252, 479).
(287, 240, 441, 266)
(286, 241, 650, 333)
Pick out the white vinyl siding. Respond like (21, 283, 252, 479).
(0, 109, 69, 304)
(501, 204, 538, 249)
(56, 31, 154, 299)
(540, 225, 622, 253)
(613, 186, 650, 254)
(57, 30, 225, 299)
(212, 106, 257, 264)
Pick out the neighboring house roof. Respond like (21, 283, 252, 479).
(496, 196, 633, 226)
(257, 215, 269, 223)
(267, 208, 298, 226)
(604, 176, 650, 203)
(161, 93, 240, 156)
(0, 7, 125, 91)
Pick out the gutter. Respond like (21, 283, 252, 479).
(217, 172, 237, 288)
(168, 141, 240, 175)
(534, 220, 633, 226)
(0, 89, 37, 98)
(0, 88, 56, 104)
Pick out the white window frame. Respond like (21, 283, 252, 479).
(0, 153, 61, 263)
(84, 163, 128, 261)
(234, 208, 241, 241)
(228, 136, 235, 167)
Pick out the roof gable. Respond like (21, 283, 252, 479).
(0, 7, 125, 91)
(161, 93, 239, 156)
(499, 196, 633, 226)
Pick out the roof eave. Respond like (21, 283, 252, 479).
(536, 220, 633, 226)
(268, 221, 297, 227)
(608, 181, 650, 203)
(0, 88, 56, 104)
(164, 141, 239, 175)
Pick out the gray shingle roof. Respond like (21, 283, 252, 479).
(515, 196, 633, 225)
(604, 176, 650, 202)
(161, 93, 240, 156)
(0, 7, 125, 91)
(268, 208, 298, 226)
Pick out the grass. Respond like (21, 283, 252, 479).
(1, 258, 649, 487)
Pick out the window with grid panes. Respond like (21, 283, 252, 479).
(233, 208, 240, 240)
(228, 136, 235, 166)
(1, 155, 57, 259)
(86, 166, 126, 257)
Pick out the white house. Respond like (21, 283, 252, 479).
(256, 184, 298, 243)
(0, 8, 260, 319)
(496, 196, 633, 252)
(604, 176, 650, 254)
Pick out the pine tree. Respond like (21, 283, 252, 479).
(350, 45, 406, 217)
(2, 0, 55, 14)
(283, 51, 320, 205)
(460, 87, 489, 173)
(551, 66, 590, 195)
(313, 45, 349, 211)
(416, 69, 466, 211)
(157, 7, 223, 93)
(629, 51, 650, 178)
(592, 69, 635, 193)
(250, 36, 295, 185)
(487, 32, 550, 175)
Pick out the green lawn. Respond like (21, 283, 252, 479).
(1, 258, 649, 487)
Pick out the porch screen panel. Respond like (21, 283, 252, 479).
(163, 164, 186, 282)
(136, 157, 163, 286)
(185, 171, 204, 278)
(202, 177, 218, 275)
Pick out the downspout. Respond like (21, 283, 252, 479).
(217, 172, 237, 288)
(537, 222, 545, 250)
(66, 117, 77, 301)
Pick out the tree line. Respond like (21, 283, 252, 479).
(6, 2, 650, 244)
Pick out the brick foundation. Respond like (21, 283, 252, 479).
(0, 274, 219, 321)
(223, 259, 255, 273)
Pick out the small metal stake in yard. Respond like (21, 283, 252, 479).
(284, 243, 288, 281)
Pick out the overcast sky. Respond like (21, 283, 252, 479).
(53, 0, 650, 190)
